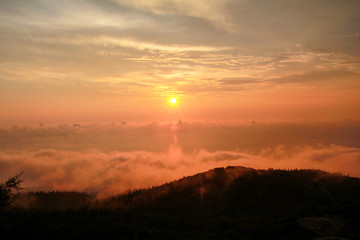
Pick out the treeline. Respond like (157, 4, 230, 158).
(1, 166, 360, 239)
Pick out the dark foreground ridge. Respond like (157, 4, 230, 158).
(1, 166, 360, 239)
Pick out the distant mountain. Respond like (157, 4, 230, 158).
(3, 166, 360, 239)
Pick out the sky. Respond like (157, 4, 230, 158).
(1, 0, 359, 123)
(0, 0, 360, 196)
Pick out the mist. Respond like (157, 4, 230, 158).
(1, 120, 359, 197)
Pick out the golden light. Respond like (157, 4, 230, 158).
(170, 98, 177, 104)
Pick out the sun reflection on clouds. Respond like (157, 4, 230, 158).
(0, 120, 359, 196)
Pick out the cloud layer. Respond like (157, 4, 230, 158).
(1, 121, 359, 197)
(1, 144, 359, 198)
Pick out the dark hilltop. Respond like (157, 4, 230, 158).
(2, 166, 360, 239)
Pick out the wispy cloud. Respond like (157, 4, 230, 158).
(1, 0, 359, 122)
(114, 0, 236, 33)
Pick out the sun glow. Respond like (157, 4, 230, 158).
(170, 98, 177, 104)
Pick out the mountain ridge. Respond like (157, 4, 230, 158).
(4, 166, 360, 239)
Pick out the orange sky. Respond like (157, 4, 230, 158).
(1, 0, 360, 195)
(1, 0, 360, 124)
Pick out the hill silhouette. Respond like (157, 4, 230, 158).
(2, 166, 360, 239)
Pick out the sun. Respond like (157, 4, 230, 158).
(170, 98, 177, 104)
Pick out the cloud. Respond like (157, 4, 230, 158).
(1, 143, 359, 198)
(0, 120, 359, 197)
(1, 120, 360, 153)
(114, 0, 235, 33)
(271, 70, 360, 87)
(1, 0, 359, 100)
(27, 35, 231, 53)
(258, 144, 360, 176)
(219, 77, 261, 85)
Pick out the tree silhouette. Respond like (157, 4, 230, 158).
(0, 172, 23, 209)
